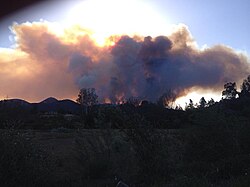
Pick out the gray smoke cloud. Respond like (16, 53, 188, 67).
(0, 22, 249, 102)
(68, 26, 250, 103)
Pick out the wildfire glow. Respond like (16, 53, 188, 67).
(104, 98, 111, 104)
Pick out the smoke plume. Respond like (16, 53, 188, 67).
(0, 21, 249, 102)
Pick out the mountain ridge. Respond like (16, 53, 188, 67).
(0, 97, 80, 113)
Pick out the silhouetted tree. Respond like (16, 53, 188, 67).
(126, 97, 140, 107)
(207, 98, 215, 107)
(198, 97, 207, 108)
(222, 82, 238, 100)
(157, 90, 176, 108)
(175, 104, 183, 111)
(76, 88, 98, 115)
(240, 75, 250, 98)
(185, 99, 195, 110)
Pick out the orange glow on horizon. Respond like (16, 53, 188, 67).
(104, 98, 112, 104)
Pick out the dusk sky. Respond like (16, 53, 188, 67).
(0, 0, 249, 106)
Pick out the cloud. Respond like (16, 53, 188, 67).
(0, 21, 249, 102)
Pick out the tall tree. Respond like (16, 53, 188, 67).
(240, 75, 250, 98)
(222, 82, 238, 100)
(76, 88, 98, 115)
(207, 98, 215, 107)
(198, 97, 207, 108)
(185, 99, 195, 110)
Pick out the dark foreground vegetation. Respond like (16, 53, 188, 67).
(1, 76, 250, 186)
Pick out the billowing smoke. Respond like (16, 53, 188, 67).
(68, 25, 250, 102)
(0, 21, 249, 102)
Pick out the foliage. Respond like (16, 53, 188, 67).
(182, 125, 250, 184)
(240, 75, 250, 97)
(124, 127, 169, 184)
(76, 88, 98, 117)
(185, 99, 195, 110)
(92, 105, 126, 129)
(2, 79, 250, 185)
(222, 82, 238, 100)
(198, 97, 207, 108)
(76, 88, 98, 107)
(207, 98, 215, 107)
(0, 130, 56, 187)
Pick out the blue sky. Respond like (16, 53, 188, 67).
(1, 0, 249, 54)
(154, 0, 250, 53)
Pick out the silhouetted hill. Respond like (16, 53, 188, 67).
(0, 98, 81, 114)
(0, 99, 31, 108)
(40, 97, 58, 104)
(35, 98, 80, 113)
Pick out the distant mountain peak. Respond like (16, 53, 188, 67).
(40, 97, 58, 104)
(1, 98, 30, 105)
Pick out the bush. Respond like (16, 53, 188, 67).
(124, 128, 169, 184)
(183, 126, 242, 182)
(82, 153, 113, 180)
(0, 130, 55, 187)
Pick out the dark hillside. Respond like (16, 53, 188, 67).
(36, 98, 80, 113)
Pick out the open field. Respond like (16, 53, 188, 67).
(1, 127, 250, 187)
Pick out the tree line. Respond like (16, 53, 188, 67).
(76, 75, 250, 111)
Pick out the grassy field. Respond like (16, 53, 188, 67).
(1, 125, 250, 186)
(0, 129, 185, 186)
